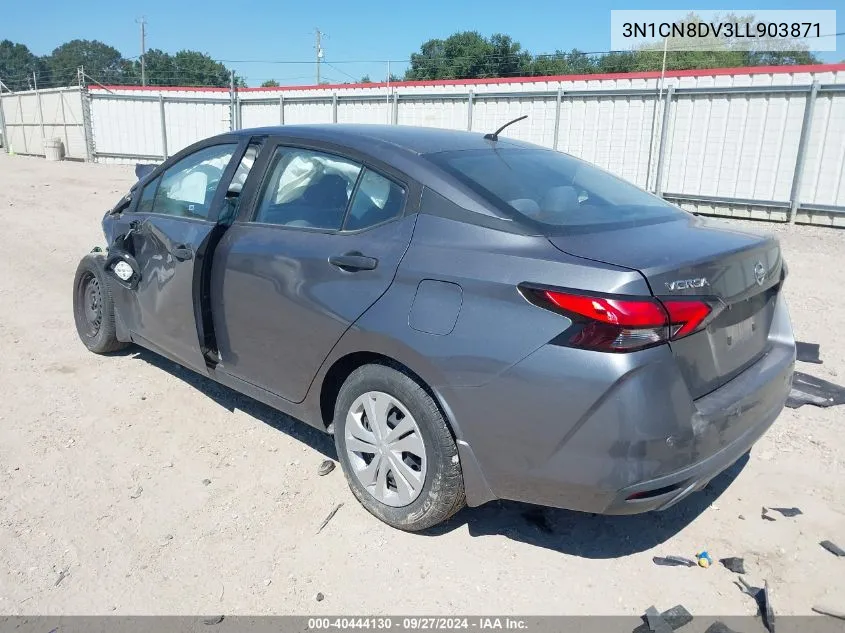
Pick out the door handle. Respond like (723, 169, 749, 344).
(328, 252, 378, 271)
(172, 244, 193, 261)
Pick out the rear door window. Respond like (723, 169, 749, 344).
(254, 147, 362, 230)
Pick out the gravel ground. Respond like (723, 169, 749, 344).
(0, 153, 843, 618)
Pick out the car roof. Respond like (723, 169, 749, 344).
(231, 124, 539, 157)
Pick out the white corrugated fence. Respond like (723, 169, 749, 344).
(1, 64, 844, 226)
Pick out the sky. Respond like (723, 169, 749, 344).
(4, 0, 842, 87)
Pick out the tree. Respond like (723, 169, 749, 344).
(170, 50, 231, 87)
(486, 34, 531, 78)
(47, 39, 125, 86)
(123, 48, 238, 87)
(0, 40, 47, 90)
(404, 24, 820, 82)
(260, 79, 280, 87)
(124, 48, 173, 86)
(405, 31, 496, 79)
(359, 74, 372, 83)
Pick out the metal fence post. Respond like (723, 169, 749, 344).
(229, 71, 236, 132)
(34, 73, 45, 149)
(18, 93, 28, 154)
(789, 81, 819, 224)
(279, 95, 284, 125)
(78, 67, 94, 162)
(0, 83, 8, 154)
(553, 86, 562, 150)
(59, 89, 70, 155)
(391, 92, 398, 125)
(654, 85, 675, 197)
(332, 92, 338, 123)
(158, 94, 168, 160)
(467, 90, 474, 131)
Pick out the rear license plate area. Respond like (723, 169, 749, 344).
(725, 316, 756, 348)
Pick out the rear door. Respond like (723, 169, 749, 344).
(108, 139, 246, 372)
(210, 141, 419, 403)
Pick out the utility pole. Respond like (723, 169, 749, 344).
(314, 28, 324, 84)
(137, 17, 147, 86)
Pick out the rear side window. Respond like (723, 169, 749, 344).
(428, 148, 685, 233)
(344, 169, 405, 231)
(255, 147, 362, 230)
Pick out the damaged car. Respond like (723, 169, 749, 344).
(73, 124, 795, 531)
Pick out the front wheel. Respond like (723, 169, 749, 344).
(334, 363, 466, 531)
(72, 254, 128, 354)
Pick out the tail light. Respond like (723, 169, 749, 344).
(521, 286, 715, 353)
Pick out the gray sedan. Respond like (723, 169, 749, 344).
(73, 124, 795, 531)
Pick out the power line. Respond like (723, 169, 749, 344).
(323, 61, 359, 82)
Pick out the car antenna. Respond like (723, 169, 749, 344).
(483, 115, 528, 142)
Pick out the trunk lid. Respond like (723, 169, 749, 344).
(548, 216, 784, 399)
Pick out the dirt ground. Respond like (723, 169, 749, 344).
(0, 153, 843, 618)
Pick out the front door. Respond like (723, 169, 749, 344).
(110, 141, 244, 372)
(211, 143, 417, 402)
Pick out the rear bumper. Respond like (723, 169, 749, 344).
(604, 339, 793, 514)
(446, 294, 795, 513)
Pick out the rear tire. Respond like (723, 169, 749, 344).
(72, 254, 128, 354)
(334, 363, 466, 531)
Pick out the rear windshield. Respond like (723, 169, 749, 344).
(428, 148, 686, 233)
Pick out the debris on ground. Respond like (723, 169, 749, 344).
(202, 478, 212, 486)
(736, 577, 775, 633)
(644, 606, 673, 633)
(129, 486, 143, 499)
(820, 540, 845, 557)
(317, 460, 336, 476)
(202, 616, 224, 626)
(812, 605, 845, 620)
(652, 555, 696, 567)
(795, 342, 822, 364)
(54, 568, 69, 587)
(761, 507, 776, 521)
(317, 502, 343, 534)
(769, 507, 802, 518)
(316, 592, 325, 602)
(786, 372, 845, 409)
(521, 508, 553, 533)
(633, 605, 693, 633)
(720, 557, 746, 574)
(696, 551, 713, 568)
